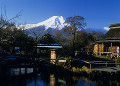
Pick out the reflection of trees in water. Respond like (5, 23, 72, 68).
(51, 74, 120, 86)
(0, 68, 120, 86)
(38, 72, 50, 85)
(95, 79, 120, 86)
(54, 74, 79, 86)
(49, 73, 90, 86)
(0, 77, 27, 86)
(81, 76, 120, 86)
(76, 78, 92, 86)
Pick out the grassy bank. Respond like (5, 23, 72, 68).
(55, 57, 120, 79)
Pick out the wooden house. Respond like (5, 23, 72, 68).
(93, 23, 120, 58)
(37, 34, 62, 63)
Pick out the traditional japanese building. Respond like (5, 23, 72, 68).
(37, 33, 62, 63)
(93, 23, 120, 58)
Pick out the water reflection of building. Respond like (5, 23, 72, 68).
(50, 74, 55, 86)
(37, 34, 62, 63)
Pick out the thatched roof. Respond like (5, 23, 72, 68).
(102, 28, 120, 40)
(101, 23, 120, 40)
(110, 23, 120, 27)
(37, 33, 62, 48)
(39, 33, 59, 45)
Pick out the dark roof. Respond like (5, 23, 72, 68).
(39, 33, 59, 44)
(101, 28, 120, 40)
(110, 23, 120, 27)
(96, 40, 120, 43)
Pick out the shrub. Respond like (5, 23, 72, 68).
(72, 67, 76, 72)
(94, 55, 112, 60)
(115, 57, 120, 66)
(55, 57, 72, 69)
(71, 67, 82, 73)
(82, 66, 91, 73)
(95, 55, 109, 59)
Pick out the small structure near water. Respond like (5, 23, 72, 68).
(37, 34, 62, 63)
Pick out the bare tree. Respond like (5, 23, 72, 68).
(54, 30, 63, 44)
(64, 16, 86, 56)
(0, 7, 32, 55)
(0, 8, 22, 43)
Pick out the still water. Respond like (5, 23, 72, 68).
(0, 68, 119, 86)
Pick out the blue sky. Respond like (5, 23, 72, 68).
(0, 0, 120, 30)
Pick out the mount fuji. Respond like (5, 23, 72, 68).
(18, 16, 66, 37)
(17, 16, 107, 37)
(22, 16, 65, 30)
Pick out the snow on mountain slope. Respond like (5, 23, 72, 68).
(17, 16, 107, 37)
(21, 16, 65, 30)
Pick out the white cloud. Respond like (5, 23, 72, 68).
(103, 27, 110, 31)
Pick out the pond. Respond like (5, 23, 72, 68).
(0, 68, 119, 86)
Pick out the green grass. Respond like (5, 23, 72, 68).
(115, 57, 120, 66)
(94, 55, 112, 60)
(94, 55, 109, 58)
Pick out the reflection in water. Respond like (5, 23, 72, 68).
(50, 74, 55, 86)
(0, 68, 34, 76)
(0, 68, 119, 86)
(58, 78, 66, 85)
(10, 68, 33, 76)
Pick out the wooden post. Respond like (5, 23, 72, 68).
(100, 52, 101, 55)
(90, 63, 91, 71)
(107, 53, 108, 56)
(106, 62, 107, 67)
(111, 43, 112, 58)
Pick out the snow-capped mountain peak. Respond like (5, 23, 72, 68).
(23, 16, 65, 30)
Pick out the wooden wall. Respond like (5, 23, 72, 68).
(93, 43, 119, 56)
(93, 44, 104, 55)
